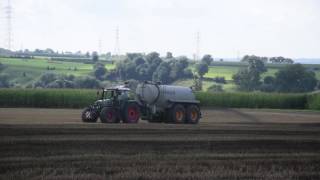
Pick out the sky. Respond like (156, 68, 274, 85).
(0, 0, 320, 59)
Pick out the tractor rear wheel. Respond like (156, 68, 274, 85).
(186, 105, 200, 124)
(171, 104, 186, 124)
(123, 103, 140, 123)
(82, 107, 98, 123)
(100, 107, 119, 123)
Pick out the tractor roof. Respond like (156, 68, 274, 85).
(104, 85, 130, 91)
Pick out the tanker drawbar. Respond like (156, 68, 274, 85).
(81, 82, 201, 124)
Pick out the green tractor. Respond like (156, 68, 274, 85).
(82, 86, 140, 123)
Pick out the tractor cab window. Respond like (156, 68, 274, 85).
(118, 90, 129, 101)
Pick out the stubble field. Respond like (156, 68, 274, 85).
(0, 108, 320, 180)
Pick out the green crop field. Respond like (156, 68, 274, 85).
(0, 89, 319, 110)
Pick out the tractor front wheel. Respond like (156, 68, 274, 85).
(100, 107, 120, 123)
(82, 107, 98, 123)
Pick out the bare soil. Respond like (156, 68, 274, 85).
(0, 108, 320, 180)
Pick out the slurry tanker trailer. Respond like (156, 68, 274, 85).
(82, 81, 201, 124)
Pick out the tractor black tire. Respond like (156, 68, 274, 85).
(100, 107, 120, 123)
(82, 107, 98, 123)
(186, 105, 200, 124)
(171, 104, 186, 124)
(123, 103, 140, 124)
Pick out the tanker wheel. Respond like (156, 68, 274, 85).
(100, 107, 120, 123)
(82, 107, 98, 123)
(186, 105, 200, 124)
(123, 103, 140, 124)
(171, 104, 186, 124)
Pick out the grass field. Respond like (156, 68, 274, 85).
(0, 57, 115, 86)
(204, 66, 318, 80)
(0, 108, 320, 179)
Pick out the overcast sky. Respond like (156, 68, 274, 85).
(0, 0, 319, 58)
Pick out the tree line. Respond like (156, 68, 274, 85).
(241, 55, 294, 64)
(93, 52, 212, 84)
(233, 56, 318, 92)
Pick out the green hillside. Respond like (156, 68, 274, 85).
(0, 57, 114, 86)
(1, 57, 319, 90)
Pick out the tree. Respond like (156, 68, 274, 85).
(92, 51, 99, 62)
(269, 56, 294, 64)
(193, 75, 202, 91)
(169, 57, 189, 80)
(260, 76, 276, 92)
(127, 53, 143, 60)
(263, 76, 275, 85)
(317, 81, 320, 90)
(233, 69, 258, 91)
(275, 64, 317, 92)
(75, 76, 100, 89)
(241, 55, 268, 64)
(153, 62, 171, 83)
(247, 58, 267, 74)
(114, 51, 194, 82)
(135, 64, 149, 81)
(207, 84, 223, 92)
(0, 62, 5, 72)
(134, 57, 145, 66)
(201, 54, 213, 65)
(94, 63, 107, 80)
(40, 73, 57, 85)
(166, 52, 173, 59)
(145, 52, 162, 78)
(195, 63, 209, 78)
(233, 58, 267, 91)
(0, 74, 10, 88)
(85, 52, 90, 58)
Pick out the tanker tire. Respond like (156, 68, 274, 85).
(171, 104, 186, 124)
(123, 103, 140, 124)
(100, 107, 119, 123)
(186, 105, 200, 124)
(82, 107, 98, 123)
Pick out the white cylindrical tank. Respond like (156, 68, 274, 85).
(136, 82, 197, 108)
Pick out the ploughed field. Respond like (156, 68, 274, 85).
(0, 108, 320, 180)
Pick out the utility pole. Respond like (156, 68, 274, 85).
(195, 31, 200, 61)
(237, 51, 241, 61)
(114, 27, 120, 58)
(98, 38, 102, 54)
(4, 0, 12, 50)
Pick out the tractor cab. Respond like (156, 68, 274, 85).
(99, 86, 130, 102)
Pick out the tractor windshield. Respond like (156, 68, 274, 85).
(102, 90, 115, 100)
